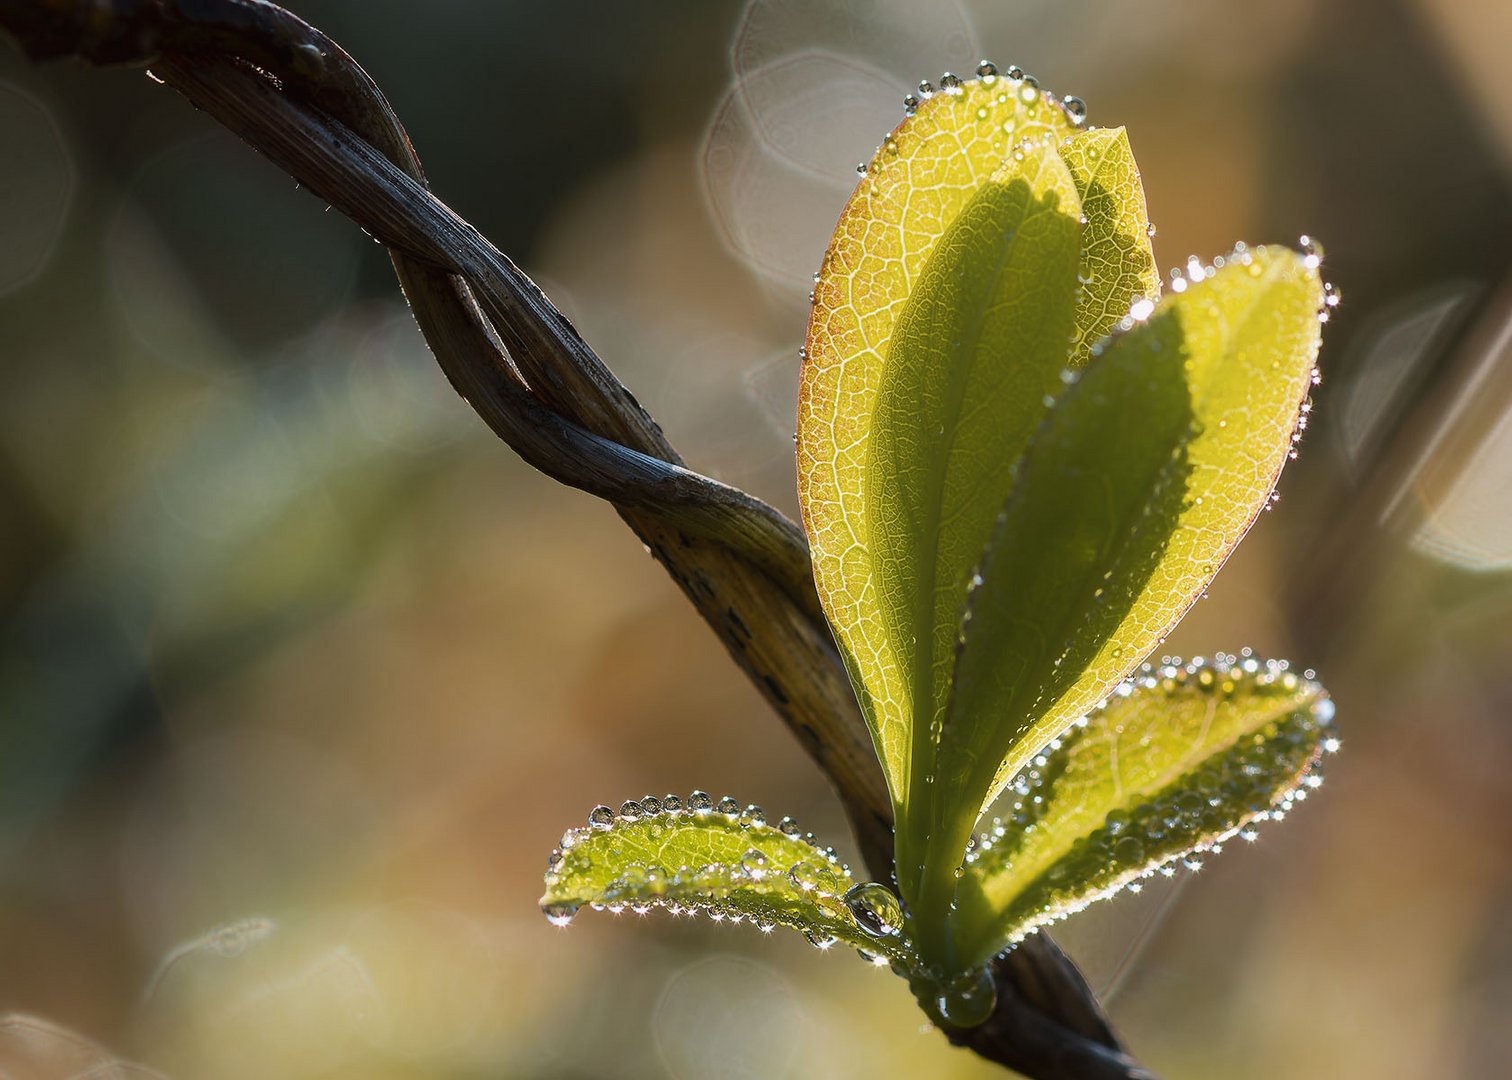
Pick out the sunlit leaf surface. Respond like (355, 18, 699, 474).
(939, 245, 1325, 879)
(1059, 127, 1160, 364)
(797, 71, 1078, 838)
(950, 656, 1336, 968)
(867, 140, 1082, 902)
(540, 795, 914, 967)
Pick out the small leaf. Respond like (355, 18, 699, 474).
(949, 655, 1336, 969)
(539, 795, 914, 968)
(920, 245, 1323, 908)
(1059, 127, 1160, 364)
(798, 77, 1076, 813)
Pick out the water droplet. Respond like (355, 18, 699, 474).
(1299, 234, 1324, 268)
(902, 93, 919, 114)
(936, 967, 997, 1027)
(804, 928, 837, 949)
(918, 80, 935, 96)
(855, 161, 867, 175)
(845, 882, 904, 937)
(1146, 222, 1158, 238)
(1019, 84, 1038, 105)
(1005, 65, 1025, 82)
(619, 800, 644, 821)
(662, 794, 683, 814)
(588, 805, 615, 830)
(976, 60, 998, 81)
(1313, 698, 1336, 724)
(787, 861, 822, 892)
(741, 804, 767, 829)
(939, 72, 962, 94)
(1061, 96, 1087, 126)
(542, 902, 578, 927)
(778, 816, 801, 838)
(640, 795, 663, 816)
(688, 790, 713, 814)
(716, 795, 741, 817)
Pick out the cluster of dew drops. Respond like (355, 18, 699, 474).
(855, 60, 1087, 181)
(963, 651, 1338, 942)
(541, 790, 908, 966)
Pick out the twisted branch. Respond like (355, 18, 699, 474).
(1, 2, 1154, 1075)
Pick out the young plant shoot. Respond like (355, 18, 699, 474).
(540, 63, 1338, 1029)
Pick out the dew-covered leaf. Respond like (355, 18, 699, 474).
(949, 656, 1336, 969)
(868, 139, 1083, 900)
(1059, 127, 1160, 364)
(539, 795, 913, 968)
(919, 245, 1324, 897)
(797, 70, 1077, 833)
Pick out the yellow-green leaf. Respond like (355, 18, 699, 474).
(1059, 127, 1161, 363)
(539, 794, 914, 968)
(867, 140, 1083, 903)
(798, 75, 1077, 816)
(921, 245, 1323, 907)
(949, 656, 1335, 969)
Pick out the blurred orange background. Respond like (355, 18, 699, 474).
(1, 1, 1509, 1077)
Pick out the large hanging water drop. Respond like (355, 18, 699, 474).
(844, 882, 904, 937)
(542, 903, 578, 927)
(936, 967, 997, 1027)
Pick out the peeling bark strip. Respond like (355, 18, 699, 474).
(0, 2, 1151, 1074)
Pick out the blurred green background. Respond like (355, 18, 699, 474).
(1, 1, 1509, 1077)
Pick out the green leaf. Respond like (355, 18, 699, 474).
(867, 139, 1083, 905)
(798, 76, 1077, 816)
(539, 794, 914, 968)
(913, 245, 1323, 932)
(1059, 127, 1161, 364)
(949, 656, 1336, 969)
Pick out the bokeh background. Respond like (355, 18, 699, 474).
(1, 1, 1509, 1077)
